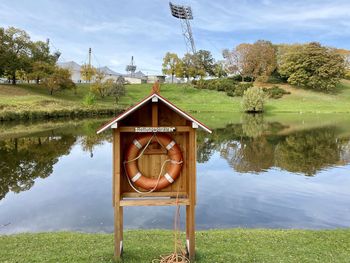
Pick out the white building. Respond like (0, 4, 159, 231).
(58, 61, 82, 83)
(57, 61, 148, 84)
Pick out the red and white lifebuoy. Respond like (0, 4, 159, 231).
(124, 133, 183, 191)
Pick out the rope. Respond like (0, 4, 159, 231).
(152, 177, 190, 263)
(123, 133, 183, 194)
(123, 133, 189, 262)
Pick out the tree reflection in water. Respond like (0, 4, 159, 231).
(1, 116, 349, 201)
(0, 135, 76, 200)
(197, 114, 350, 176)
(0, 120, 112, 200)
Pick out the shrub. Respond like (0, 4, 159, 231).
(42, 67, 76, 95)
(267, 71, 287, 84)
(194, 78, 238, 93)
(226, 82, 253, 97)
(242, 87, 265, 112)
(108, 78, 126, 103)
(231, 74, 243, 82)
(83, 92, 96, 106)
(345, 70, 350, 80)
(235, 83, 253, 96)
(263, 85, 291, 99)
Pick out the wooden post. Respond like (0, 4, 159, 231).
(186, 128, 196, 260)
(113, 130, 123, 258)
(152, 101, 158, 127)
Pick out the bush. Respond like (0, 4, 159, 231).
(83, 92, 96, 106)
(108, 79, 126, 103)
(231, 74, 243, 82)
(193, 78, 256, 97)
(345, 70, 350, 80)
(267, 71, 287, 84)
(194, 78, 238, 93)
(226, 82, 253, 97)
(263, 85, 291, 99)
(242, 87, 265, 112)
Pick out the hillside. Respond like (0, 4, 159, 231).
(0, 80, 350, 121)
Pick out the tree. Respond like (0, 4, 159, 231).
(108, 76, 126, 103)
(213, 61, 227, 78)
(194, 49, 216, 77)
(42, 66, 75, 95)
(29, 61, 55, 84)
(162, 52, 181, 83)
(80, 63, 96, 83)
(0, 27, 32, 84)
(223, 43, 252, 80)
(279, 42, 345, 91)
(176, 53, 195, 81)
(29, 40, 60, 83)
(0, 28, 6, 77)
(249, 40, 277, 82)
(223, 41, 277, 82)
(90, 70, 109, 98)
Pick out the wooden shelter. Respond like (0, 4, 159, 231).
(97, 90, 211, 260)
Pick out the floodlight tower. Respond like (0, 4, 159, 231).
(126, 56, 137, 77)
(169, 2, 196, 54)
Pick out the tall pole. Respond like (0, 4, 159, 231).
(169, 2, 196, 55)
(88, 48, 92, 67)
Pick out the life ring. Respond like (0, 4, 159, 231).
(124, 133, 183, 191)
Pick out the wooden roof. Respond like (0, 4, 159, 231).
(96, 92, 212, 134)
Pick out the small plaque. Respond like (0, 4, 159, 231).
(135, 127, 176, 133)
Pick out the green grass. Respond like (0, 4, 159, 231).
(1, 80, 350, 121)
(1, 229, 350, 262)
(0, 83, 121, 120)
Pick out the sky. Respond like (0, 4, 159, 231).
(1, 0, 350, 74)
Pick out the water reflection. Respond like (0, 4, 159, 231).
(197, 115, 350, 176)
(0, 135, 75, 200)
(0, 119, 111, 201)
(0, 116, 350, 232)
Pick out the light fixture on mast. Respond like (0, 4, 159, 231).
(169, 2, 196, 54)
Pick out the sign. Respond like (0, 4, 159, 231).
(134, 127, 176, 133)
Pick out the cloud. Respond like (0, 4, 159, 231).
(1, 0, 350, 74)
(193, 0, 350, 33)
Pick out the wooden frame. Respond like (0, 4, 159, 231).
(98, 92, 211, 261)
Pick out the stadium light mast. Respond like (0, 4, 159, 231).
(169, 2, 196, 54)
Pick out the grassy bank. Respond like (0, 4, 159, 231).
(0, 84, 122, 121)
(0, 229, 349, 262)
(1, 80, 350, 121)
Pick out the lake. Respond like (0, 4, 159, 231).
(1, 114, 350, 234)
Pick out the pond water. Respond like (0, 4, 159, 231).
(0, 114, 350, 234)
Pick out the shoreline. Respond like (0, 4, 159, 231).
(0, 107, 121, 121)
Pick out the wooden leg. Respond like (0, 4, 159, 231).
(114, 205, 123, 258)
(186, 204, 195, 261)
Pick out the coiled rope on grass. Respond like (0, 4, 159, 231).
(152, 174, 190, 263)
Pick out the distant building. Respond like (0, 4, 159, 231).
(146, 75, 166, 84)
(58, 61, 159, 84)
(58, 61, 81, 83)
(165, 76, 184, 83)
